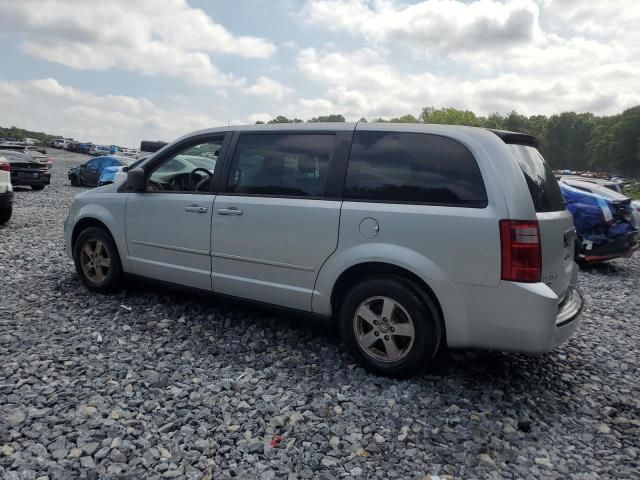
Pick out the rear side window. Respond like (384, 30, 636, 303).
(509, 145, 565, 212)
(226, 134, 335, 197)
(343, 131, 487, 207)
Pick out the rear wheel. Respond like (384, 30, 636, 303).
(32, 185, 45, 191)
(73, 227, 123, 293)
(0, 204, 12, 224)
(339, 276, 442, 378)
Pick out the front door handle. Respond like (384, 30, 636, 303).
(217, 207, 243, 216)
(184, 205, 208, 213)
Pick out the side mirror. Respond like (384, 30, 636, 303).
(126, 167, 146, 191)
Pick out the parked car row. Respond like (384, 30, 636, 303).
(50, 139, 139, 158)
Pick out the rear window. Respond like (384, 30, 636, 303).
(344, 131, 487, 207)
(510, 145, 565, 212)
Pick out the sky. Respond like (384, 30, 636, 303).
(0, 0, 639, 147)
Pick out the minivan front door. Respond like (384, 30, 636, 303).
(124, 134, 227, 291)
(211, 131, 350, 311)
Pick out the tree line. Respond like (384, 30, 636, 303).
(258, 106, 640, 177)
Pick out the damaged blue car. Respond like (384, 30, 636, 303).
(559, 182, 638, 263)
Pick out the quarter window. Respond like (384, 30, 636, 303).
(226, 134, 335, 197)
(344, 131, 488, 207)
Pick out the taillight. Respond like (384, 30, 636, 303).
(0, 162, 10, 172)
(500, 220, 542, 283)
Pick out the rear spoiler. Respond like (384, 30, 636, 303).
(487, 129, 539, 148)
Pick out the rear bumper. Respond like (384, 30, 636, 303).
(579, 231, 638, 263)
(11, 174, 50, 186)
(551, 286, 584, 348)
(444, 271, 584, 353)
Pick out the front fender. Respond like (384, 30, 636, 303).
(69, 193, 129, 271)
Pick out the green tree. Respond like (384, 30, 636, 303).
(545, 112, 596, 169)
(389, 114, 419, 123)
(419, 107, 479, 126)
(307, 114, 346, 123)
(267, 115, 303, 124)
(608, 106, 640, 175)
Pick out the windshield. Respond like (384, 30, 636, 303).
(510, 144, 565, 213)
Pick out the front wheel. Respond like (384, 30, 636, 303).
(32, 185, 45, 191)
(73, 227, 124, 293)
(339, 276, 442, 378)
(70, 175, 80, 187)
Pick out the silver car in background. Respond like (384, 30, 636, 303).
(65, 123, 583, 377)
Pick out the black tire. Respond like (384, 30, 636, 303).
(70, 175, 80, 187)
(32, 185, 45, 191)
(0, 204, 11, 225)
(73, 226, 124, 293)
(339, 276, 442, 378)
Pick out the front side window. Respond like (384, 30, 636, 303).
(344, 131, 488, 207)
(147, 139, 222, 193)
(226, 134, 335, 197)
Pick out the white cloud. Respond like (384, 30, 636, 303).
(294, 47, 640, 118)
(0, 0, 276, 87)
(294, 0, 640, 118)
(0, 78, 224, 146)
(303, 0, 543, 53)
(244, 77, 294, 100)
(246, 113, 273, 124)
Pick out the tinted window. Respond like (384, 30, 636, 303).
(344, 131, 487, 206)
(510, 145, 565, 212)
(227, 134, 335, 197)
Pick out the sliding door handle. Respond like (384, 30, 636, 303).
(184, 205, 208, 213)
(217, 207, 243, 216)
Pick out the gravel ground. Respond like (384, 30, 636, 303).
(1, 150, 639, 480)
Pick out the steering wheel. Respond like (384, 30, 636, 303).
(189, 168, 213, 192)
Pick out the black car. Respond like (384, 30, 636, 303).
(68, 155, 132, 187)
(0, 151, 51, 190)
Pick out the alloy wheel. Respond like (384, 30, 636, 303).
(80, 239, 111, 284)
(353, 296, 415, 363)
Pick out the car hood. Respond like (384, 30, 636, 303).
(102, 166, 124, 174)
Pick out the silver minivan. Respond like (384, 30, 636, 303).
(65, 123, 584, 377)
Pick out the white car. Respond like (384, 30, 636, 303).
(0, 155, 14, 224)
(65, 123, 583, 377)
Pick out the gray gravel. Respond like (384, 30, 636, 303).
(1, 150, 639, 479)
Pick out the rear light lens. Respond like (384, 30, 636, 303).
(500, 220, 542, 283)
(0, 162, 10, 172)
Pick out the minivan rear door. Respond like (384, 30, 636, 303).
(509, 144, 576, 300)
(210, 129, 353, 311)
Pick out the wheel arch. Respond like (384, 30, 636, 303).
(71, 217, 112, 250)
(330, 262, 445, 331)
(71, 212, 129, 272)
